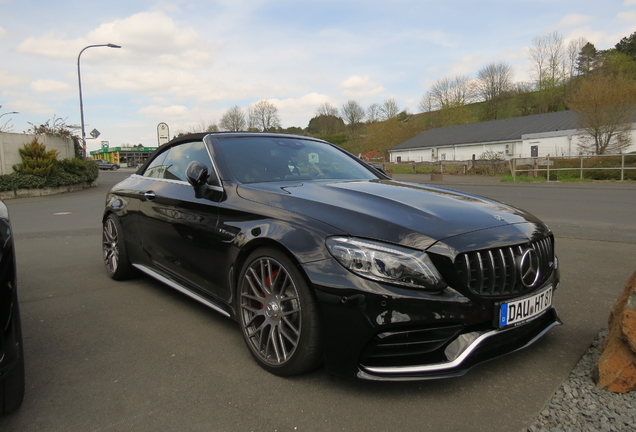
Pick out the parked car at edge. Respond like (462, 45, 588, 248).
(102, 132, 562, 380)
(94, 159, 119, 170)
(0, 200, 25, 414)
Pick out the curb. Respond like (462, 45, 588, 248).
(0, 181, 99, 200)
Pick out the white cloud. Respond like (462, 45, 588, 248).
(31, 79, 72, 94)
(558, 14, 592, 27)
(0, 26, 7, 40)
(624, 0, 636, 5)
(448, 55, 483, 76)
(339, 76, 385, 98)
(0, 70, 27, 88)
(97, 68, 203, 95)
(274, 93, 334, 110)
(2, 91, 55, 116)
(16, 11, 214, 69)
(138, 104, 190, 119)
(618, 11, 636, 21)
(254, 93, 337, 128)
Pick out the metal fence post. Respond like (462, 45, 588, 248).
(621, 154, 625, 181)
(580, 156, 584, 180)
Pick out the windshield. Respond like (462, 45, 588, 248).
(216, 136, 380, 184)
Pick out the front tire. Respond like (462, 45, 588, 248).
(238, 248, 322, 376)
(0, 302, 25, 416)
(102, 214, 136, 280)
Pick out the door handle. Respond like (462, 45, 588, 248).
(143, 191, 156, 200)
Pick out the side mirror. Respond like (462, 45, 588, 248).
(186, 161, 209, 198)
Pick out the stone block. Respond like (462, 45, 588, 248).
(597, 270, 636, 393)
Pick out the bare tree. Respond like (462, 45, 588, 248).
(418, 93, 435, 113)
(220, 105, 246, 131)
(566, 37, 587, 78)
(366, 103, 381, 123)
(476, 62, 515, 120)
(249, 100, 281, 132)
(428, 75, 475, 110)
(530, 31, 565, 86)
(569, 72, 636, 154)
(379, 98, 400, 120)
(315, 102, 339, 117)
(528, 31, 568, 112)
(188, 118, 217, 133)
(340, 100, 366, 133)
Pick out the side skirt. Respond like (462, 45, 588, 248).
(133, 264, 231, 318)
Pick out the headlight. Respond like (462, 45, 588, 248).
(325, 237, 447, 291)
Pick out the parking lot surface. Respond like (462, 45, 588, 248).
(1, 170, 635, 432)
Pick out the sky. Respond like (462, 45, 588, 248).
(1, 0, 636, 152)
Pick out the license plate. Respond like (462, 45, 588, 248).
(498, 286, 553, 329)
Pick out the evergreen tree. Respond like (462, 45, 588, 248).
(615, 32, 636, 62)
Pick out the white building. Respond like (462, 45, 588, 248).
(389, 111, 636, 163)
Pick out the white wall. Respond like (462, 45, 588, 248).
(521, 129, 636, 158)
(390, 141, 517, 163)
(390, 127, 636, 163)
(0, 132, 75, 175)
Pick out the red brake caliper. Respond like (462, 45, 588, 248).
(261, 269, 279, 309)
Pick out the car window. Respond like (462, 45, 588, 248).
(142, 141, 215, 182)
(143, 151, 169, 178)
(217, 137, 378, 183)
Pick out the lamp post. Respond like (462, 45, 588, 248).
(0, 111, 19, 119)
(77, 43, 121, 158)
(0, 111, 19, 132)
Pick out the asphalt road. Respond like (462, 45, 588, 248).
(1, 171, 635, 432)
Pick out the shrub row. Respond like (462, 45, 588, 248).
(0, 158, 99, 192)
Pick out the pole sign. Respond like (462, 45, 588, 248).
(157, 122, 170, 146)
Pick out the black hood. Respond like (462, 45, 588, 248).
(236, 179, 546, 250)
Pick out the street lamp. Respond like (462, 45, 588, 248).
(0, 111, 19, 132)
(0, 111, 19, 119)
(77, 43, 121, 157)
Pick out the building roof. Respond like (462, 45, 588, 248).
(390, 110, 580, 151)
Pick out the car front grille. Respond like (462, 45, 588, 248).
(453, 236, 554, 297)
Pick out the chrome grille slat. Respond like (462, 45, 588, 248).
(454, 237, 554, 297)
(477, 252, 485, 294)
(486, 250, 496, 295)
(497, 248, 507, 295)
(507, 247, 516, 291)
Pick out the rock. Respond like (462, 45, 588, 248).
(596, 270, 636, 393)
(624, 288, 636, 353)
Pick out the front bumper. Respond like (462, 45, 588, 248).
(305, 257, 562, 380)
(357, 308, 561, 381)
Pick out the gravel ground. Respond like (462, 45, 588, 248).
(524, 330, 636, 432)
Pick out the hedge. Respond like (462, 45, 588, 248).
(0, 158, 99, 192)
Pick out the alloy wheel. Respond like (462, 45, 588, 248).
(240, 257, 301, 366)
(102, 218, 119, 274)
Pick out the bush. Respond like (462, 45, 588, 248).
(56, 158, 99, 183)
(316, 133, 348, 145)
(12, 138, 60, 176)
(0, 158, 98, 192)
(0, 172, 47, 191)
